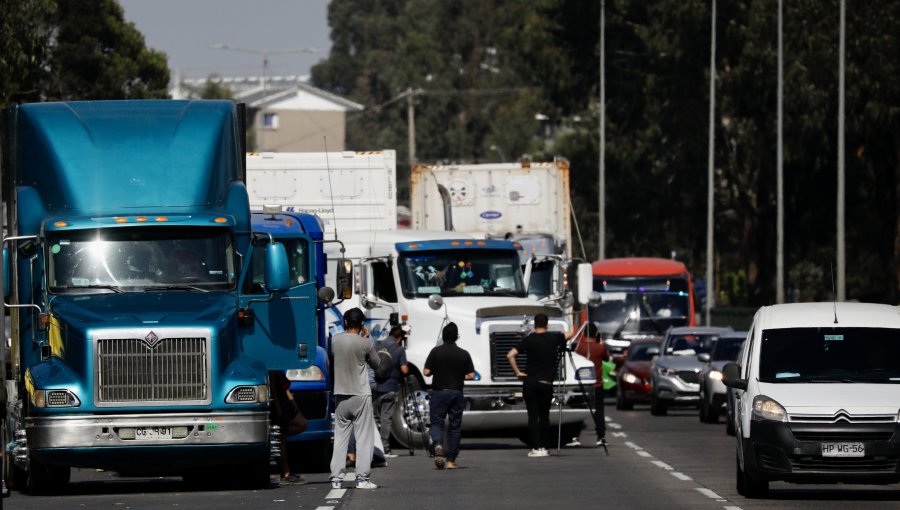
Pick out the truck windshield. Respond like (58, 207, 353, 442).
(589, 277, 691, 337)
(47, 227, 237, 293)
(397, 249, 526, 298)
(758, 327, 900, 383)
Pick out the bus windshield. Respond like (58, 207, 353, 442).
(398, 249, 526, 298)
(589, 277, 691, 337)
(48, 227, 237, 293)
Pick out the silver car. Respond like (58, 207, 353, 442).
(698, 331, 747, 424)
(650, 326, 733, 416)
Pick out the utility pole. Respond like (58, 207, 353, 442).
(407, 87, 416, 167)
(705, 0, 716, 326)
(776, 0, 785, 303)
(598, 0, 606, 261)
(836, 0, 846, 301)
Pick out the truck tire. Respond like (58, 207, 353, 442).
(391, 373, 430, 450)
(26, 456, 69, 496)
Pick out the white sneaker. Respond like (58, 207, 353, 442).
(527, 449, 546, 457)
(356, 480, 378, 489)
(565, 437, 581, 447)
(331, 478, 342, 489)
(538, 448, 550, 457)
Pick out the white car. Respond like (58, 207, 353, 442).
(723, 302, 900, 498)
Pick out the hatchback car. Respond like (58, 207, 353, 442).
(615, 339, 661, 410)
(649, 326, 733, 416)
(698, 331, 746, 423)
(724, 302, 900, 498)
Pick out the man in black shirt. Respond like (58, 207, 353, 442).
(423, 322, 475, 470)
(506, 313, 566, 457)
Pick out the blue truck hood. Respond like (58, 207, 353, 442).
(50, 292, 236, 330)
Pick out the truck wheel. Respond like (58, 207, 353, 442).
(650, 394, 667, 416)
(26, 456, 69, 496)
(391, 374, 430, 450)
(736, 454, 768, 498)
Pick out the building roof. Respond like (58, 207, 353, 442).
(171, 74, 364, 112)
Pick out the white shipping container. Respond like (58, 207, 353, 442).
(246, 151, 397, 237)
(410, 160, 571, 256)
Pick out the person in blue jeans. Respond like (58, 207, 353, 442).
(423, 322, 475, 469)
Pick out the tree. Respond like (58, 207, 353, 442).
(0, 0, 55, 106)
(44, 0, 169, 100)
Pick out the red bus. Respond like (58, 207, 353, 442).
(590, 257, 697, 359)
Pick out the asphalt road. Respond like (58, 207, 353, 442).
(5, 402, 900, 509)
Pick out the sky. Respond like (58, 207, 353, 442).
(118, 0, 332, 81)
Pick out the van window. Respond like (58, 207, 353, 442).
(758, 327, 900, 383)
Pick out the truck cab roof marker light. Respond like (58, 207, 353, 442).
(155, 216, 168, 222)
(451, 241, 461, 246)
(214, 217, 229, 223)
(476, 241, 486, 246)
(115, 217, 128, 223)
(135, 216, 148, 222)
(408, 243, 420, 249)
(53, 221, 68, 227)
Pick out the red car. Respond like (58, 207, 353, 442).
(615, 339, 661, 410)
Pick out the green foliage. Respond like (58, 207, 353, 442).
(0, 0, 56, 105)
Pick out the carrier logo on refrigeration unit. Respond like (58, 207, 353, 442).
(480, 210, 503, 220)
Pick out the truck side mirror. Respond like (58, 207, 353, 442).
(317, 287, 336, 304)
(336, 259, 353, 299)
(264, 242, 290, 292)
(576, 263, 593, 305)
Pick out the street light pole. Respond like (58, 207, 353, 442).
(210, 44, 319, 151)
(836, 0, 846, 301)
(705, 0, 717, 326)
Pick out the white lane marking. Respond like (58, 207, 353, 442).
(636, 450, 653, 458)
(605, 416, 612, 422)
(651, 460, 674, 470)
(325, 489, 347, 499)
(611, 432, 627, 438)
(723, 506, 744, 510)
(696, 487, 725, 500)
(344, 472, 355, 481)
(671, 472, 693, 481)
(315, 507, 336, 510)
(607, 422, 622, 429)
(624, 441, 643, 450)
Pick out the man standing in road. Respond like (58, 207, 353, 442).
(373, 325, 410, 458)
(330, 308, 382, 490)
(575, 323, 610, 447)
(424, 322, 475, 470)
(506, 313, 567, 457)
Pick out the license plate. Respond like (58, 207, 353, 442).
(134, 426, 173, 440)
(821, 442, 865, 457)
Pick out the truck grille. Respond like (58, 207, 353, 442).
(489, 331, 564, 381)
(96, 336, 210, 404)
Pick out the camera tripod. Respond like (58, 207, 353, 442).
(556, 323, 609, 455)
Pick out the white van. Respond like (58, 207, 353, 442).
(723, 302, 900, 498)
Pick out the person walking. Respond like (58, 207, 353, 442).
(574, 323, 610, 447)
(423, 322, 475, 470)
(329, 308, 382, 490)
(506, 313, 567, 457)
(373, 325, 410, 458)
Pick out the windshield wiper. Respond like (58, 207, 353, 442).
(144, 285, 209, 293)
(64, 284, 123, 294)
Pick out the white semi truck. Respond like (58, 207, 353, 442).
(410, 160, 577, 308)
(245, 152, 596, 447)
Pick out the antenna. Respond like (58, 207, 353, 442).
(831, 263, 839, 324)
(322, 137, 340, 242)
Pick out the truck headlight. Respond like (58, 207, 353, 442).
(752, 395, 787, 422)
(286, 367, 324, 381)
(622, 372, 640, 384)
(575, 367, 595, 381)
(32, 389, 81, 408)
(708, 370, 723, 381)
(226, 384, 269, 404)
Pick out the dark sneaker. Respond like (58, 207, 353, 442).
(434, 444, 446, 469)
(280, 473, 307, 485)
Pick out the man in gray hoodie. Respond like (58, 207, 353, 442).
(330, 308, 382, 490)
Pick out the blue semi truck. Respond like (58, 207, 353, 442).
(249, 208, 335, 472)
(1, 100, 331, 494)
